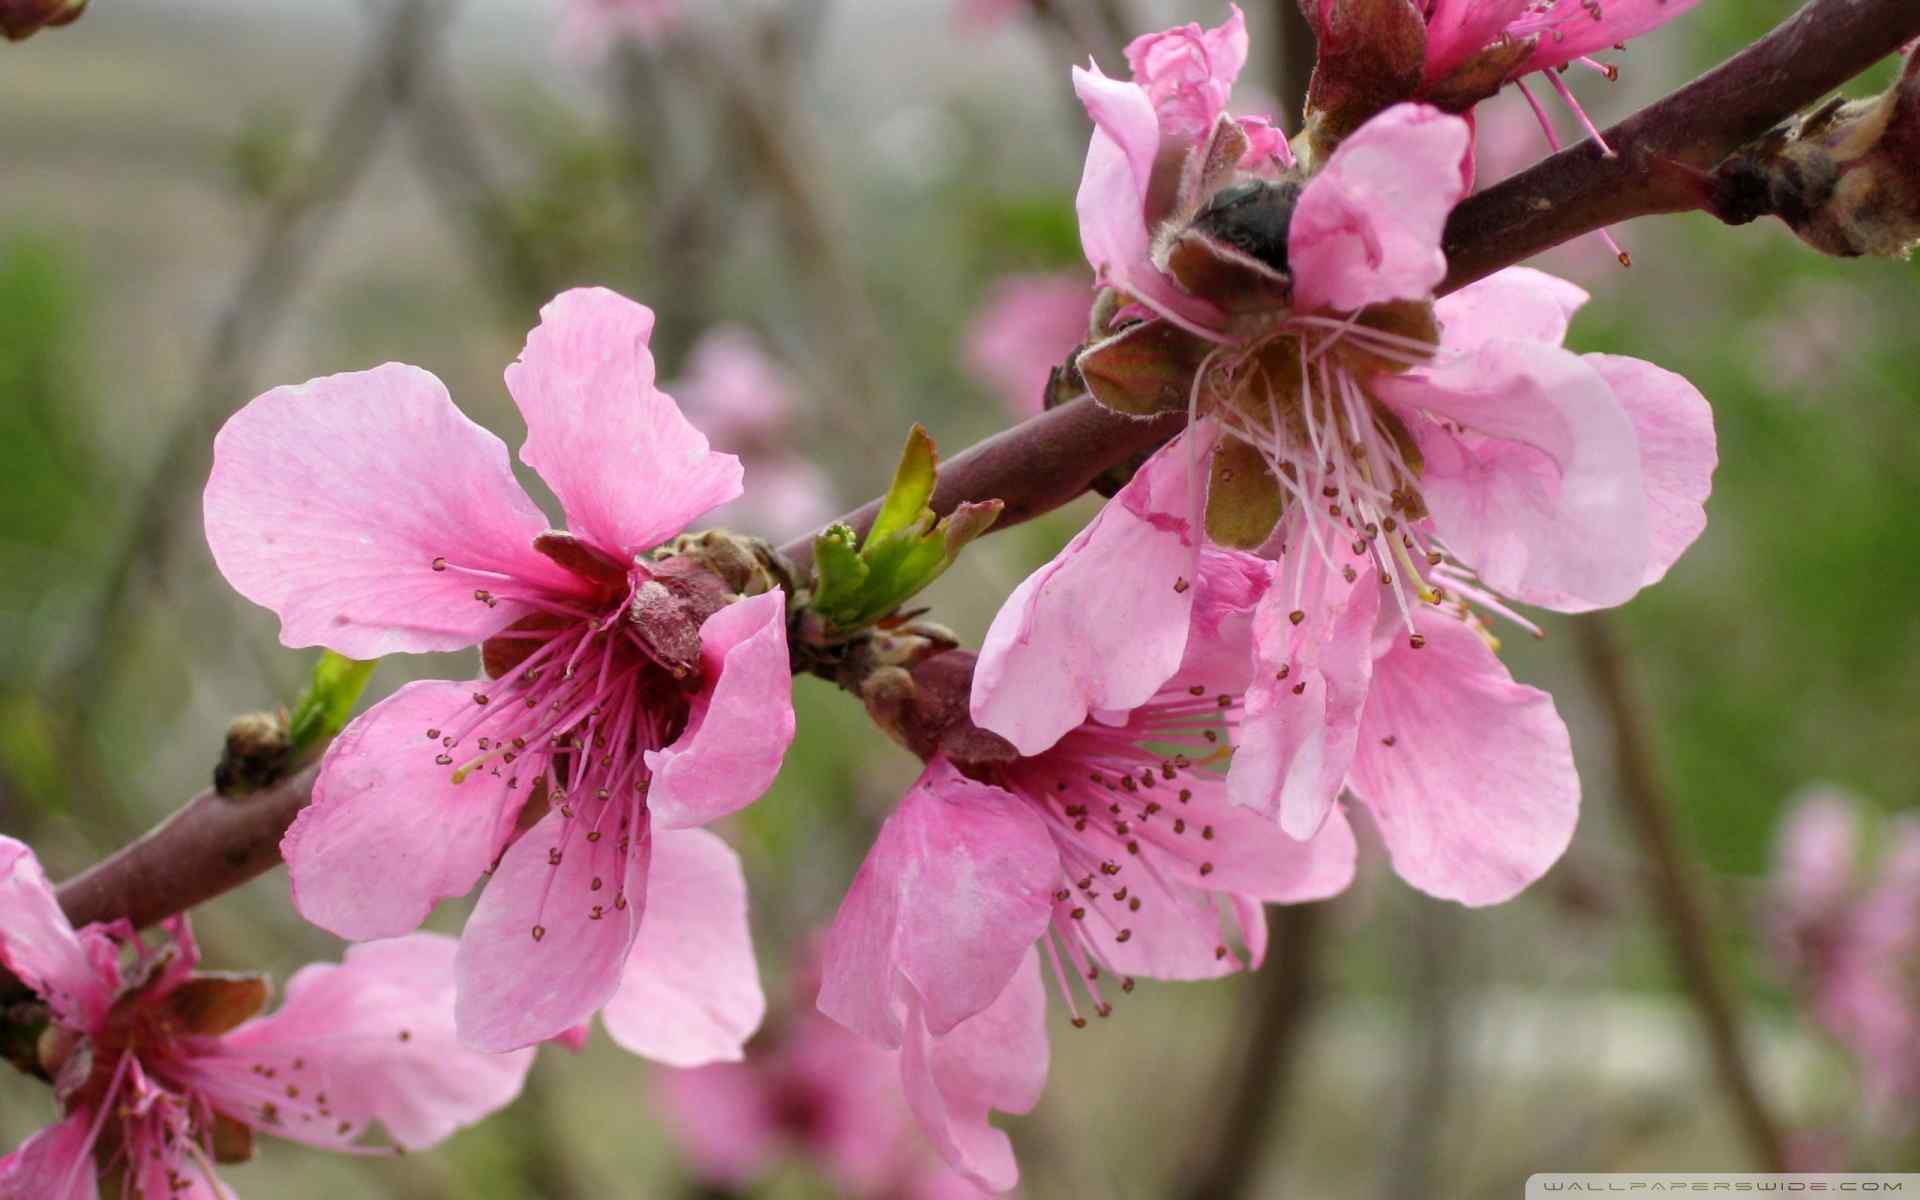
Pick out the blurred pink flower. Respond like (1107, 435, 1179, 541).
(0, 836, 533, 1198)
(979, 19, 1719, 907)
(825, 554, 1355, 1191)
(558, 0, 678, 59)
(204, 287, 792, 1056)
(954, 0, 1030, 33)
(657, 956, 993, 1198)
(964, 273, 1091, 420)
(1769, 791, 1920, 1132)
(671, 326, 838, 541)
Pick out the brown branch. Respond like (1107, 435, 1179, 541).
(1173, 904, 1325, 1200)
(1571, 614, 1787, 1173)
(1441, 0, 1920, 291)
(779, 397, 1184, 574)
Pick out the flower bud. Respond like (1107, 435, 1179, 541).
(1716, 54, 1920, 259)
(1, 0, 85, 40)
(213, 711, 291, 797)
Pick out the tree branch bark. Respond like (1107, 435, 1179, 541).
(1440, 0, 1920, 292)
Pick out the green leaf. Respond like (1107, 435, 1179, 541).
(285, 652, 376, 758)
(804, 429, 1005, 634)
(867, 425, 938, 547)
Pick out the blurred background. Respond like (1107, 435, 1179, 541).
(1, 0, 1917, 1195)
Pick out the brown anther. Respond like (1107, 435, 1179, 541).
(590, 877, 603, 892)
(586, 831, 602, 843)
(548, 849, 563, 866)
(1129, 896, 1141, 911)
(1409, 634, 1427, 650)
(530, 925, 546, 942)
(431, 557, 447, 571)
(472, 693, 490, 706)
(1188, 684, 1206, 696)
(1072, 1017, 1088, 1029)
(1115, 929, 1133, 943)
(1173, 576, 1190, 594)
(1071, 907, 1086, 920)
(1122, 977, 1136, 993)
(1289, 609, 1306, 625)
(1291, 682, 1307, 695)
(1381, 735, 1398, 747)
(1199, 862, 1215, 876)
(1178, 788, 1193, 803)
(1217, 693, 1233, 708)
(1174, 818, 1188, 834)
(1127, 840, 1141, 855)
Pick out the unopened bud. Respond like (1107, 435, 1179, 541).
(1, 0, 86, 41)
(214, 711, 291, 797)
(856, 645, 1017, 769)
(1716, 54, 1920, 259)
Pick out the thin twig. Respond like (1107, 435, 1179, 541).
(67, 0, 455, 726)
(1173, 904, 1325, 1200)
(1571, 614, 1788, 1172)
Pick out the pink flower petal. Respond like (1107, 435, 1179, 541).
(600, 829, 765, 1067)
(1581, 353, 1716, 597)
(1122, 5, 1249, 140)
(1434, 267, 1590, 357)
(819, 759, 1059, 1046)
(1377, 338, 1651, 609)
(898, 950, 1048, 1194)
(1422, 0, 1531, 82)
(972, 429, 1209, 756)
(286, 680, 523, 941)
(652, 1061, 781, 1187)
(0, 837, 112, 1033)
(1516, 0, 1701, 73)
(0, 1110, 100, 1200)
(204, 363, 570, 658)
(507, 287, 743, 561)
(1230, 557, 1379, 838)
(455, 807, 651, 1051)
(1071, 66, 1226, 334)
(211, 933, 534, 1151)
(965, 272, 1093, 420)
(1347, 611, 1579, 905)
(1771, 791, 1860, 927)
(1289, 104, 1472, 314)
(645, 590, 796, 830)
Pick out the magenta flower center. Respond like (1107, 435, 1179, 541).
(989, 680, 1243, 1026)
(424, 547, 703, 939)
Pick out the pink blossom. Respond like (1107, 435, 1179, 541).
(1122, 5, 1250, 141)
(1412, 0, 1702, 181)
(1768, 791, 1920, 1131)
(670, 325, 837, 541)
(0, 836, 532, 1198)
(203, 287, 792, 1054)
(558, 0, 678, 60)
(656, 953, 993, 1198)
(981, 25, 1718, 906)
(964, 273, 1093, 420)
(826, 555, 1356, 1191)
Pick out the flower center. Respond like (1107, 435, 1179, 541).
(992, 683, 1244, 1026)
(1203, 302, 1447, 635)
(422, 555, 702, 937)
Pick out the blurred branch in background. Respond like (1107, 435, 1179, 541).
(1381, 899, 1460, 1200)
(1174, 904, 1325, 1200)
(1268, 0, 1314, 131)
(1573, 613, 1788, 1173)
(67, 0, 457, 734)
